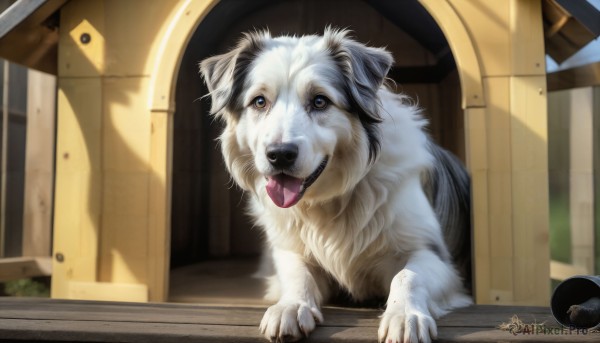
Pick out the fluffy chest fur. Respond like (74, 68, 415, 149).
(247, 89, 441, 300)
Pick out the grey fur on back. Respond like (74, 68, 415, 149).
(423, 143, 472, 289)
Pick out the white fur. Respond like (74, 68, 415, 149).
(201, 29, 471, 343)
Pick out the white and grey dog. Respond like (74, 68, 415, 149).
(200, 28, 472, 343)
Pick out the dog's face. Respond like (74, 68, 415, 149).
(200, 29, 393, 208)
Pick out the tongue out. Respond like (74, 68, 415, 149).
(266, 174, 304, 208)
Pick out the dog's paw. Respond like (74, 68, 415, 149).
(259, 301, 324, 342)
(378, 306, 437, 343)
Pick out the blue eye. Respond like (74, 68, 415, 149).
(253, 96, 267, 109)
(312, 95, 329, 110)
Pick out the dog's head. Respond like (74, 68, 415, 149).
(200, 28, 393, 208)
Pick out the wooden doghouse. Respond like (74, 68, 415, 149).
(1, 0, 556, 305)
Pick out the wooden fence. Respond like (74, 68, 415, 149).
(0, 59, 55, 282)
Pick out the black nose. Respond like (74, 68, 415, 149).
(266, 143, 298, 169)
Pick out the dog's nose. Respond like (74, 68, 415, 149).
(266, 143, 298, 169)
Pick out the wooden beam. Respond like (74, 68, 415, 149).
(0, 0, 65, 74)
(0, 0, 46, 39)
(67, 281, 148, 302)
(569, 87, 595, 274)
(0, 60, 8, 258)
(22, 69, 55, 257)
(550, 260, 588, 281)
(547, 62, 600, 91)
(0, 256, 52, 281)
(0, 298, 596, 343)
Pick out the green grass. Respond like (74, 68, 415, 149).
(549, 196, 571, 264)
(3, 278, 50, 297)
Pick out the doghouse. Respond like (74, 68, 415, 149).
(4, 0, 587, 307)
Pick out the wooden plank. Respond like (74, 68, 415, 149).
(57, 0, 105, 77)
(0, 0, 65, 74)
(22, 69, 56, 257)
(464, 107, 489, 305)
(509, 0, 546, 76)
(447, 0, 511, 77)
(0, 299, 598, 342)
(102, 0, 180, 77)
(418, 0, 485, 108)
(568, 87, 595, 275)
(594, 87, 600, 276)
(0, 256, 51, 281)
(547, 62, 600, 91)
(0, 299, 555, 329)
(51, 77, 103, 298)
(0, 0, 45, 39)
(550, 260, 588, 281)
(147, 108, 172, 302)
(509, 76, 550, 306)
(67, 281, 148, 302)
(484, 76, 514, 304)
(0, 60, 8, 257)
(169, 259, 267, 305)
(148, 0, 220, 112)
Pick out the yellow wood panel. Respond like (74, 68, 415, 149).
(509, 76, 550, 305)
(464, 108, 487, 171)
(52, 77, 103, 298)
(99, 76, 151, 284)
(418, 0, 485, 108)
(22, 70, 56, 257)
(99, 171, 151, 284)
(509, 0, 545, 76)
(482, 76, 514, 303)
(103, 0, 180, 77)
(448, 0, 511, 77)
(68, 281, 148, 302)
(485, 77, 511, 172)
(102, 77, 151, 172)
(464, 107, 492, 304)
(58, 0, 105, 77)
(487, 171, 514, 304)
(470, 169, 491, 304)
(149, 0, 219, 112)
(147, 110, 173, 301)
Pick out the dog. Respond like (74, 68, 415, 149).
(200, 28, 472, 343)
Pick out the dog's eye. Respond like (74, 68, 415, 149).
(312, 95, 329, 110)
(253, 96, 267, 109)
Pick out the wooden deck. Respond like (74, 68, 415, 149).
(0, 297, 598, 342)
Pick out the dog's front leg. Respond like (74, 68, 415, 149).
(378, 249, 463, 343)
(259, 247, 324, 342)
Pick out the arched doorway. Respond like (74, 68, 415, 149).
(154, 0, 480, 303)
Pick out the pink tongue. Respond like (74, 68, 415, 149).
(266, 174, 304, 208)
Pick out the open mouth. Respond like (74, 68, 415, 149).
(265, 157, 329, 208)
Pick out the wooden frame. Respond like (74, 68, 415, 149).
(0, 257, 51, 282)
(0, 64, 55, 280)
(50, 0, 551, 305)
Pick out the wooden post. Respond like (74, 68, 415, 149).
(52, 0, 182, 302)
(568, 88, 594, 274)
(22, 70, 56, 257)
(51, 0, 106, 299)
(0, 60, 8, 257)
(430, 0, 550, 305)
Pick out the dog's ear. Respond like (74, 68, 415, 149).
(324, 28, 394, 161)
(200, 31, 270, 117)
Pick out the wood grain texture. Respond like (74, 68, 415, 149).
(22, 69, 55, 257)
(0, 298, 598, 342)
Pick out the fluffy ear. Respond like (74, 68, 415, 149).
(199, 31, 270, 117)
(324, 28, 394, 161)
